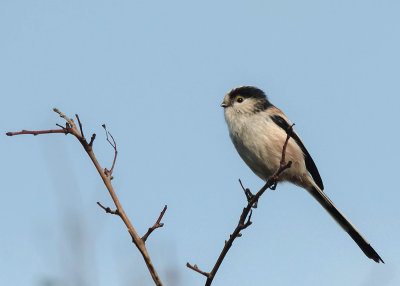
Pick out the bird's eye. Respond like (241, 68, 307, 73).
(236, 96, 244, 103)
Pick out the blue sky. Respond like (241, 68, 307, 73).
(1, 1, 399, 285)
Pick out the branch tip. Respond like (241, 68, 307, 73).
(186, 263, 210, 278)
(97, 201, 119, 215)
(53, 108, 76, 129)
(89, 133, 96, 145)
(191, 123, 295, 285)
(75, 114, 84, 138)
(142, 205, 168, 242)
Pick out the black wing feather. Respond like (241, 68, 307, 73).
(271, 115, 324, 190)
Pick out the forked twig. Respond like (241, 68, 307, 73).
(187, 123, 295, 286)
(142, 205, 168, 243)
(102, 124, 117, 177)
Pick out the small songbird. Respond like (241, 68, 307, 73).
(221, 86, 383, 263)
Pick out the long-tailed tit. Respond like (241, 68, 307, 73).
(221, 86, 383, 263)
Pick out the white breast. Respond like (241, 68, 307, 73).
(224, 108, 307, 183)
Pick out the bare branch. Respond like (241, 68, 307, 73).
(142, 205, 168, 243)
(188, 123, 295, 286)
(6, 129, 68, 136)
(7, 109, 165, 286)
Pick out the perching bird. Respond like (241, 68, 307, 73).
(221, 86, 383, 263)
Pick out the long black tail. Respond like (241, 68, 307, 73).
(307, 184, 384, 263)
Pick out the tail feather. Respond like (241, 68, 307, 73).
(307, 184, 384, 263)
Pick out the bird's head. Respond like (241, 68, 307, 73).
(221, 86, 271, 115)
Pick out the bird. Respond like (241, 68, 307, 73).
(221, 85, 383, 263)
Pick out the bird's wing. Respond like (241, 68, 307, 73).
(270, 113, 324, 190)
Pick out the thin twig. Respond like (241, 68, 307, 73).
(142, 205, 168, 243)
(55, 123, 69, 132)
(239, 178, 257, 207)
(188, 123, 295, 286)
(102, 124, 117, 176)
(239, 178, 253, 202)
(186, 263, 210, 278)
(75, 114, 84, 138)
(89, 133, 96, 147)
(97, 201, 119, 215)
(270, 123, 294, 190)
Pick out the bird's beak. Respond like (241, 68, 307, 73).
(221, 94, 230, 108)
